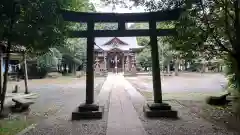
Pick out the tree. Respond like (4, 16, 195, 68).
(130, 21, 181, 74)
(100, 0, 230, 77)
(95, 23, 118, 30)
(137, 46, 152, 70)
(58, 0, 95, 74)
(0, 0, 87, 113)
(60, 38, 87, 74)
(142, 0, 240, 90)
(37, 48, 62, 72)
(36, 0, 95, 75)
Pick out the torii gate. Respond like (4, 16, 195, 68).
(61, 8, 183, 120)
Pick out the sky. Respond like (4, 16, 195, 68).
(90, 0, 146, 27)
(91, 0, 146, 13)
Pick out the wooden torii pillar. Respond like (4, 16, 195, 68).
(61, 8, 183, 120)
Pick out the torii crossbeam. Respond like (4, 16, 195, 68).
(61, 8, 183, 120)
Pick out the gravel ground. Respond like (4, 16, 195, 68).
(18, 76, 110, 135)
(126, 73, 240, 134)
(177, 100, 240, 133)
(24, 77, 106, 118)
(0, 77, 108, 135)
(123, 79, 239, 135)
(21, 110, 109, 135)
(15, 73, 240, 135)
(126, 73, 227, 93)
(127, 95, 239, 135)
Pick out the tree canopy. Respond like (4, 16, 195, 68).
(0, 0, 69, 53)
(0, 0, 96, 112)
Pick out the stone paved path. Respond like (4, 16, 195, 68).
(106, 74, 146, 135)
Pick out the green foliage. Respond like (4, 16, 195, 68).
(37, 48, 61, 71)
(60, 0, 95, 12)
(224, 55, 240, 91)
(101, 0, 232, 75)
(131, 23, 178, 69)
(137, 46, 152, 68)
(0, 0, 68, 52)
(141, 0, 240, 91)
(35, 0, 94, 70)
(59, 0, 95, 68)
(61, 38, 87, 65)
(129, 23, 151, 68)
(0, 0, 93, 55)
(95, 23, 118, 30)
(0, 0, 71, 112)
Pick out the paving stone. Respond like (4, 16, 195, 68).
(106, 75, 147, 135)
(125, 128, 147, 135)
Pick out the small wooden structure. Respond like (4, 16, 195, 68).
(0, 41, 29, 94)
(61, 8, 183, 120)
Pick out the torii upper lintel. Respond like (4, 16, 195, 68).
(61, 8, 183, 23)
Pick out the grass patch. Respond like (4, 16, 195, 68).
(0, 116, 35, 135)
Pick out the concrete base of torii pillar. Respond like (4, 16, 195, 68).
(72, 103, 104, 120)
(143, 102, 178, 118)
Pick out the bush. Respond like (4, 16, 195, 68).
(26, 63, 48, 79)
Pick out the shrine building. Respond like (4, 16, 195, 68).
(94, 37, 144, 74)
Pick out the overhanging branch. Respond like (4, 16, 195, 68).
(214, 0, 235, 20)
(224, 0, 235, 46)
(198, 0, 233, 55)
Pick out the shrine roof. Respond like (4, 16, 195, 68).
(94, 37, 144, 51)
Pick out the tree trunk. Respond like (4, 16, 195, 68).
(72, 63, 76, 76)
(0, 40, 11, 113)
(174, 58, 179, 76)
(167, 62, 170, 74)
(23, 53, 29, 94)
(201, 63, 205, 73)
(0, 53, 3, 95)
(185, 60, 188, 71)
